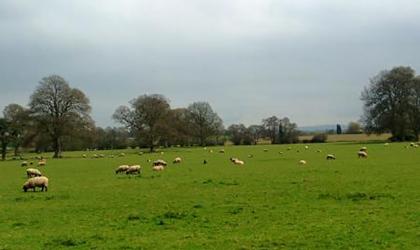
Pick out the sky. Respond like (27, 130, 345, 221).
(1, 0, 420, 128)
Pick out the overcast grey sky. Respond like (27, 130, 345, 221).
(1, 0, 420, 127)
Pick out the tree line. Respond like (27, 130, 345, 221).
(2, 66, 418, 159)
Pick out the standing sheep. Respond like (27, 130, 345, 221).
(326, 154, 336, 160)
(26, 168, 42, 178)
(358, 151, 368, 158)
(153, 160, 167, 167)
(173, 157, 182, 164)
(23, 176, 49, 192)
(126, 165, 142, 175)
(152, 165, 165, 171)
(115, 165, 130, 174)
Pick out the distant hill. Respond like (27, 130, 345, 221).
(298, 124, 345, 132)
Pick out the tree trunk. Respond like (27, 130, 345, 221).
(14, 144, 19, 157)
(53, 136, 60, 158)
(1, 142, 7, 161)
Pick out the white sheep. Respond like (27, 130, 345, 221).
(37, 160, 46, 167)
(115, 165, 130, 174)
(153, 159, 167, 167)
(152, 165, 165, 171)
(23, 176, 49, 192)
(230, 158, 244, 165)
(173, 157, 182, 164)
(358, 151, 368, 158)
(26, 168, 42, 178)
(326, 154, 336, 160)
(82, 154, 87, 158)
(360, 146, 367, 152)
(21, 161, 28, 167)
(219, 149, 225, 153)
(299, 160, 307, 165)
(126, 165, 142, 175)
(304, 145, 309, 150)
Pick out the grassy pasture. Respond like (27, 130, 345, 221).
(0, 143, 419, 249)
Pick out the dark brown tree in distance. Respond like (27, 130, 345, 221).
(113, 94, 170, 152)
(29, 75, 91, 158)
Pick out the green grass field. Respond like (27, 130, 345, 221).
(0, 143, 419, 249)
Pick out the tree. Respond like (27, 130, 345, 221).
(336, 124, 342, 135)
(346, 121, 362, 134)
(186, 102, 223, 146)
(262, 116, 279, 144)
(0, 118, 12, 160)
(248, 125, 264, 145)
(408, 76, 420, 140)
(113, 94, 170, 152)
(361, 66, 417, 141)
(277, 117, 299, 144)
(29, 75, 91, 158)
(3, 104, 30, 156)
(227, 124, 247, 145)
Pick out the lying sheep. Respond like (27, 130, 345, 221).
(21, 161, 28, 167)
(326, 154, 336, 160)
(115, 165, 130, 174)
(263, 149, 268, 152)
(37, 160, 46, 167)
(299, 160, 307, 165)
(152, 165, 165, 171)
(304, 145, 309, 150)
(358, 151, 368, 158)
(126, 165, 141, 175)
(23, 176, 49, 192)
(26, 168, 42, 178)
(173, 157, 182, 164)
(153, 159, 167, 167)
(230, 158, 244, 165)
(82, 154, 87, 158)
(219, 149, 225, 153)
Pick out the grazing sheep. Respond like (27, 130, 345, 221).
(247, 154, 254, 158)
(304, 145, 309, 150)
(153, 159, 167, 167)
(152, 165, 165, 171)
(115, 165, 130, 174)
(119, 153, 125, 157)
(209, 150, 213, 153)
(21, 161, 28, 167)
(299, 160, 307, 165)
(93, 154, 99, 158)
(287, 147, 292, 151)
(219, 149, 225, 153)
(126, 165, 141, 175)
(384, 143, 389, 146)
(317, 149, 322, 153)
(173, 157, 182, 164)
(82, 154, 87, 158)
(23, 176, 49, 192)
(358, 151, 368, 158)
(326, 154, 336, 160)
(26, 168, 42, 178)
(279, 152, 283, 155)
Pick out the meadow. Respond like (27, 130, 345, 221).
(0, 142, 419, 249)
